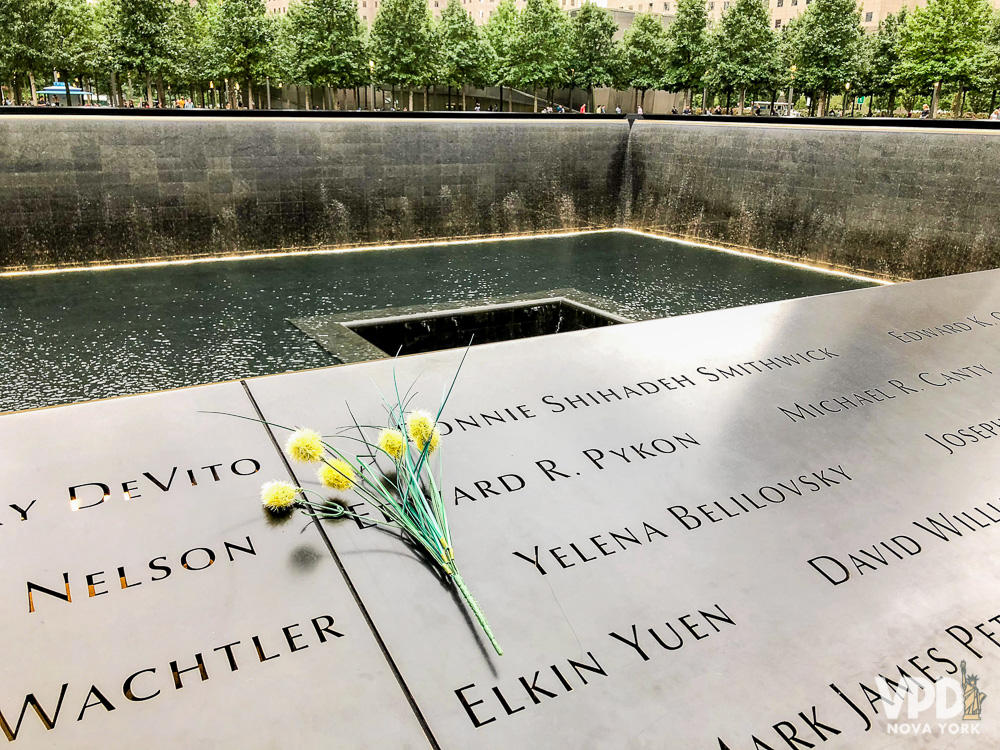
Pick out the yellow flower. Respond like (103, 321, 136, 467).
(406, 410, 441, 454)
(286, 428, 325, 463)
(260, 481, 298, 512)
(378, 429, 405, 460)
(319, 460, 355, 492)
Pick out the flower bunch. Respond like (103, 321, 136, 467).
(251, 354, 501, 656)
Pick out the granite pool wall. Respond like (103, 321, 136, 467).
(0, 114, 630, 269)
(627, 120, 1000, 280)
(2, 112, 999, 279)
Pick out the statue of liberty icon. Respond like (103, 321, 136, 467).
(961, 661, 987, 720)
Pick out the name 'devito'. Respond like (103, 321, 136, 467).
(68, 458, 262, 511)
(0, 458, 263, 528)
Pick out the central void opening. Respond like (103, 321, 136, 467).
(345, 298, 627, 357)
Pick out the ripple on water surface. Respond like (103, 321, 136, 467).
(0, 232, 874, 413)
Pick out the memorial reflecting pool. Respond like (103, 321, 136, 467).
(0, 231, 876, 413)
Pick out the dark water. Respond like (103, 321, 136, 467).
(0, 232, 875, 413)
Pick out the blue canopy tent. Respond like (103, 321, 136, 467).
(38, 83, 95, 106)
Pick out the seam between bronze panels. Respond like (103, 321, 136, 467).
(239, 379, 443, 750)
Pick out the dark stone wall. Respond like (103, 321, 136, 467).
(0, 116, 629, 269)
(4, 114, 1000, 279)
(627, 120, 1000, 280)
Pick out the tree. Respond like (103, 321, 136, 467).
(210, 0, 273, 108)
(664, 0, 709, 109)
(90, 0, 123, 105)
(793, 0, 862, 115)
(271, 9, 305, 97)
(861, 9, 906, 114)
(370, 0, 436, 110)
(171, 0, 218, 107)
(438, 0, 495, 110)
(976, 8, 1000, 112)
(898, 0, 991, 117)
(709, 0, 778, 114)
(777, 15, 802, 109)
(0, 0, 57, 104)
(510, 0, 569, 111)
(110, 0, 177, 105)
(569, 2, 617, 111)
(285, 0, 367, 108)
(620, 12, 666, 111)
(48, 0, 101, 103)
(484, 0, 518, 110)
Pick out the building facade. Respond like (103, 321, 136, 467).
(265, 0, 671, 23)
(266, 0, 999, 34)
(710, 0, 1000, 32)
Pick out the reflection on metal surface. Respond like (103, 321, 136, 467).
(0, 383, 430, 747)
(244, 268, 1000, 748)
(5, 266, 989, 748)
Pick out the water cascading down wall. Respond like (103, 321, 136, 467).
(2, 113, 998, 280)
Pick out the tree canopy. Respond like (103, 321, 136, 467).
(897, 0, 992, 93)
(710, 0, 780, 109)
(49, 0, 101, 96)
(110, 0, 177, 90)
(438, 0, 495, 98)
(620, 12, 666, 105)
(0, 0, 54, 101)
(860, 9, 906, 110)
(569, 1, 618, 106)
(284, 0, 368, 90)
(793, 0, 863, 107)
(510, 0, 570, 108)
(5, 0, 1000, 116)
(210, 0, 274, 104)
(370, 0, 437, 106)
(664, 0, 709, 100)
(484, 0, 519, 92)
(976, 9, 1000, 103)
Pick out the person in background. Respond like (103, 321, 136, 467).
(671, 106, 678, 114)
(636, 104, 643, 114)
(682, 105, 692, 115)
(990, 109, 999, 121)
(579, 103, 586, 113)
(615, 105, 621, 114)
(920, 104, 931, 119)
